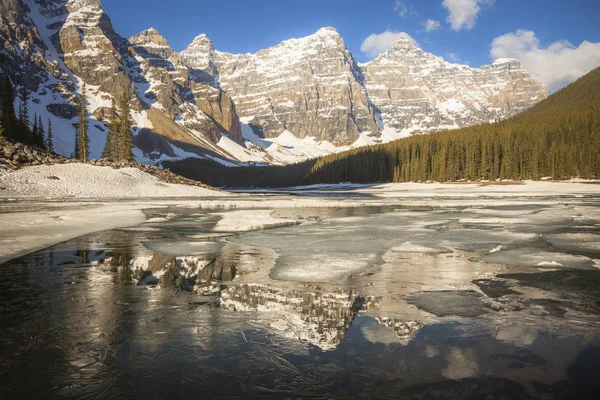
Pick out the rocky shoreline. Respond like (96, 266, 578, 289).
(0, 140, 215, 190)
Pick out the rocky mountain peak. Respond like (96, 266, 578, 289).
(129, 27, 174, 61)
(180, 33, 216, 74)
(130, 27, 170, 47)
(315, 26, 341, 38)
(64, 0, 102, 13)
(185, 33, 213, 51)
(290, 26, 345, 49)
(491, 57, 521, 66)
(374, 39, 431, 66)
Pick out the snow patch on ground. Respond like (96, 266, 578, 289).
(0, 163, 221, 198)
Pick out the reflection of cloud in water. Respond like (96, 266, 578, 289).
(443, 348, 479, 380)
(425, 345, 440, 358)
(496, 325, 538, 347)
(361, 324, 403, 345)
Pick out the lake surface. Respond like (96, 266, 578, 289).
(1, 195, 600, 398)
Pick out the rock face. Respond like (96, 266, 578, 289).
(0, 0, 547, 165)
(183, 29, 546, 147)
(361, 38, 547, 135)
(183, 27, 380, 146)
(128, 28, 243, 144)
(53, 0, 133, 101)
(0, 0, 243, 163)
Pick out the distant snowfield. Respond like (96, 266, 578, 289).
(214, 118, 414, 165)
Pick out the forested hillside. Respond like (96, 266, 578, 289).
(165, 67, 600, 187)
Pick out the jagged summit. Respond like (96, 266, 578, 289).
(315, 26, 341, 37)
(186, 34, 212, 48)
(492, 57, 521, 65)
(393, 35, 417, 46)
(182, 33, 214, 56)
(282, 26, 344, 48)
(129, 28, 171, 48)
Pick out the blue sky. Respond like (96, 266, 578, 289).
(103, 0, 600, 92)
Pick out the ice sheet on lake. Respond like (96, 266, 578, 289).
(473, 249, 596, 269)
(213, 210, 299, 232)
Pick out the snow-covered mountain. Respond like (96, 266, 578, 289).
(0, 0, 547, 167)
(361, 38, 547, 135)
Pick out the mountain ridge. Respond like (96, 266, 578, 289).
(0, 0, 547, 166)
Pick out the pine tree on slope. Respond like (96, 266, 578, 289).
(102, 99, 119, 159)
(45, 118, 53, 153)
(118, 92, 134, 162)
(36, 115, 44, 148)
(76, 84, 89, 161)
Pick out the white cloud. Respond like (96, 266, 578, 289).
(423, 19, 441, 32)
(443, 0, 494, 31)
(490, 30, 600, 93)
(361, 31, 419, 58)
(394, 0, 414, 18)
(446, 52, 460, 62)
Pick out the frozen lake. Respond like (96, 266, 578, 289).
(1, 188, 599, 398)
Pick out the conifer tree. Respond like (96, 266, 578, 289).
(118, 92, 134, 162)
(102, 99, 119, 159)
(45, 118, 53, 153)
(32, 112, 38, 140)
(0, 119, 4, 144)
(20, 87, 33, 143)
(76, 84, 89, 161)
(74, 125, 79, 159)
(37, 115, 45, 148)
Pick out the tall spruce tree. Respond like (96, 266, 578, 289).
(102, 99, 119, 159)
(76, 84, 89, 161)
(18, 87, 33, 144)
(32, 113, 38, 139)
(74, 124, 79, 159)
(118, 92, 133, 162)
(36, 115, 44, 148)
(45, 118, 53, 153)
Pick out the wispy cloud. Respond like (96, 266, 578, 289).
(422, 19, 441, 32)
(490, 30, 600, 92)
(443, 0, 494, 31)
(394, 0, 415, 18)
(446, 52, 461, 62)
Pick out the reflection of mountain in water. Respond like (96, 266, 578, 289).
(125, 253, 236, 294)
(221, 284, 364, 351)
(35, 232, 423, 351)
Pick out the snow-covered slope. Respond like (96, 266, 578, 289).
(0, 162, 221, 198)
